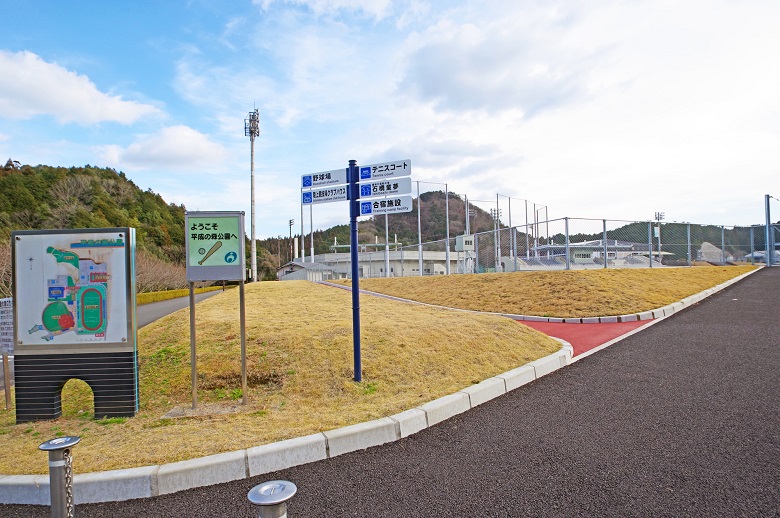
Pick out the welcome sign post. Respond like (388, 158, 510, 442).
(185, 211, 247, 408)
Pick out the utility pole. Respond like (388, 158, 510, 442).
(244, 109, 260, 282)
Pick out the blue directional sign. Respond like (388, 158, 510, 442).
(359, 159, 412, 181)
(302, 185, 348, 205)
(359, 177, 412, 199)
(301, 168, 348, 189)
(360, 195, 413, 215)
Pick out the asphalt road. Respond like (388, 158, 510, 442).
(3, 269, 779, 517)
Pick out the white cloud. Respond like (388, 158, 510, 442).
(255, 0, 394, 19)
(397, 5, 593, 116)
(97, 126, 227, 170)
(0, 50, 162, 124)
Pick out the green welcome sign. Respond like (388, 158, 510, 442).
(185, 211, 246, 282)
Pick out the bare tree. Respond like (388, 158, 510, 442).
(0, 242, 11, 298)
(135, 250, 188, 292)
(99, 178, 134, 205)
(49, 175, 94, 205)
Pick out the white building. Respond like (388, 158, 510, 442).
(278, 250, 458, 280)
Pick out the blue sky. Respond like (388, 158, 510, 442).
(1, 0, 779, 240)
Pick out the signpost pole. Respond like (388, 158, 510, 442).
(309, 205, 314, 263)
(348, 160, 362, 382)
(417, 181, 423, 276)
(385, 214, 390, 278)
(189, 281, 197, 409)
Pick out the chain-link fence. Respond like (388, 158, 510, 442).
(303, 219, 778, 279)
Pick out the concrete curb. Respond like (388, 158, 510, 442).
(0, 268, 759, 505)
(0, 343, 572, 505)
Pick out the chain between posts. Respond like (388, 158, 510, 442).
(64, 448, 74, 518)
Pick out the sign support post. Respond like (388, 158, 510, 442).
(189, 282, 197, 409)
(348, 159, 362, 382)
(185, 211, 247, 407)
(239, 280, 247, 405)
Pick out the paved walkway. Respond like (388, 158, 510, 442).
(3, 268, 777, 516)
(519, 319, 649, 356)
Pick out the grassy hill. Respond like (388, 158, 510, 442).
(0, 265, 756, 474)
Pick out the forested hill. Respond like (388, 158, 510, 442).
(0, 161, 499, 277)
(0, 161, 185, 262)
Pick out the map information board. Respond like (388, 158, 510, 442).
(12, 229, 135, 354)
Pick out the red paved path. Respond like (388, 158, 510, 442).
(517, 319, 650, 356)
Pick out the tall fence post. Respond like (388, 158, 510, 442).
(750, 226, 755, 264)
(687, 223, 692, 266)
(39, 436, 81, 518)
(602, 220, 608, 269)
(445, 185, 451, 275)
(475, 233, 480, 273)
(564, 217, 571, 270)
(766, 194, 773, 267)
(647, 222, 653, 268)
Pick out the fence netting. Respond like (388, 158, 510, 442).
(297, 219, 778, 279)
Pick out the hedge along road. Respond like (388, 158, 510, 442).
(3, 268, 779, 517)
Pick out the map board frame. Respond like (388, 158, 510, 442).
(12, 228, 136, 356)
(11, 227, 138, 422)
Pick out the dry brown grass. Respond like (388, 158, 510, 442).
(346, 266, 758, 318)
(0, 281, 558, 474)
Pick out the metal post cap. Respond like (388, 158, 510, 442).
(248, 480, 297, 506)
(39, 436, 81, 451)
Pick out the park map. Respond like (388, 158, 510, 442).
(27, 245, 111, 342)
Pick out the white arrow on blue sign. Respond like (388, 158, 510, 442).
(302, 185, 348, 205)
(360, 195, 413, 216)
(359, 177, 412, 199)
(359, 159, 411, 181)
(301, 168, 348, 189)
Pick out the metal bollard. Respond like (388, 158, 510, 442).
(39, 436, 81, 518)
(247, 480, 297, 518)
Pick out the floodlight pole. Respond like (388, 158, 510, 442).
(245, 109, 260, 282)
